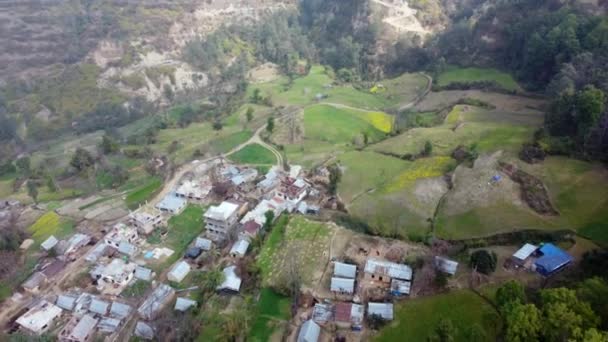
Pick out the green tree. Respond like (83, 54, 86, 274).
(266, 117, 275, 133)
(70, 148, 95, 172)
(251, 88, 262, 104)
(428, 318, 456, 342)
(363, 132, 369, 145)
(45, 175, 58, 193)
(100, 134, 119, 154)
(328, 165, 342, 195)
(540, 287, 600, 340)
(577, 277, 608, 328)
(264, 210, 275, 231)
(423, 140, 433, 156)
(27, 180, 38, 204)
(246, 107, 254, 122)
(581, 328, 608, 342)
(496, 280, 526, 311)
(575, 85, 605, 135)
(15, 157, 30, 176)
(505, 303, 542, 342)
(469, 250, 497, 275)
(466, 324, 486, 342)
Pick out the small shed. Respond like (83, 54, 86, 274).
(134, 266, 153, 281)
(330, 277, 355, 294)
(195, 237, 212, 251)
(56, 294, 77, 311)
(368, 302, 394, 321)
(229, 239, 250, 258)
(298, 319, 320, 342)
(434, 256, 459, 275)
(135, 321, 155, 340)
(534, 243, 573, 276)
(168, 261, 191, 283)
(118, 241, 138, 257)
(59, 314, 98, 342)
(98, 317, 121, 334)
(89, 298, 110, 316)
(22, 272, 47, 293)
(185, 247, 202, 259)
(41, 235, 58, 251)
(390, 279, 411, 296)
(110, 301, 132, 320)
(334, 262, 356, 279)
(512, 243, 538, 265)
(312, 303, 332, 323)
(217, 266, 241, 293)
(174, 297, 197, 312)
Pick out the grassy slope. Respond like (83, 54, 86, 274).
(376, 290, 501, 342)
(437, 66, 521, 92)
(228, 143, 276, 165)
(248, 288, 291, 342)
(303, 105, 387, 144)
(125, 177, 162, 210)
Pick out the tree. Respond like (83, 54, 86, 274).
(16, 157, 30, 176)
(581, 328, 608, 342)
(328, 164, 342, 195)
(264, 210, 275, 231)
(505, 303, 542, 342)
(45, 175, 58, 193)
(428, 318, 456, 342)
(266, 117, 275, 133)
(163, 84, 174, 101)
(466, 324, 486, 342)
(246, 107, 254, 122)
(70, 148, 95, 172)
(251, 88, 262, 104)
(363, 132, 369, 145)
(540, 287, 600, 340)
(496, 280, 526, 311)
(200, 269, 225, 299)
(27, 180, 38, 204)
(577, 277, 608, 329)
(423, 141, 433, 156)
(576, 85, 605, 135)
(100, 134, 119, 154)
(469, 250, 497, 275)
(212, 121, 223, 131)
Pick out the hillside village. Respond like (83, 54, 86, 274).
(0, 152, 583, 341)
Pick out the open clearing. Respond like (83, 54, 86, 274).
(257, 216, 332, 289)
(248, 288, 291, 342)
(247, 65, 426, 110)
(371, 105, 542, 157)
(437, 66, 522, 92)
(228, 143, 276, 165)
(28, 211, 75, 246)
(436, 155, 608, 240)
(303, 105, 388, 144)
(375, 289, 501, 341)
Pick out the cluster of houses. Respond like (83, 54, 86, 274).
(510, 242, 574, 276)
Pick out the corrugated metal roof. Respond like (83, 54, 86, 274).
(434, 256, 459, 275)
(195, 237, 212, 250)
(68, 314, 98, 341)
(390, 279, 411, 295)
(364, 259, 412, 280)
(118, 241, 137, 256)
(174, 298, 197, 312)
(513, 243, 538, 261)
(312, 304, 332, 323)
(368, 302, 394, 320)
(155, 193, 186, 212)
(334, 262, 356, 278)
(98, 317, 121, 334)
(330, 277, 355, 294)
(167, 261, 191, 283)
(297, 319, 320, 342)
(135, 321, 155, 339)
(56, 294, 77, 311)
(138, 284, 175, 320)
(535, 243, 573, 276)
(135, 266, 153, 281)
(41, 236, 58, 251)
(217, 266, 241, 292)
(230, 239, 250, 256)
(110, 302, 132, 320)
(89, 298, 109, 315)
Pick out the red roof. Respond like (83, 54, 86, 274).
(334, 302, 352, 322)
(243, 220, 261, 235)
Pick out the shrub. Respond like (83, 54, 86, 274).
(469, 249, 497, 275)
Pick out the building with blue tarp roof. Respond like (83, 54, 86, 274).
(534, 243, 573, 276)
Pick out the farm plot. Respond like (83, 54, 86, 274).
(248, 288, 291, 342)
(437, 66, 521, 92)
(257, 216, 332, 289)
(28, 211, 75, 246)
(371, 105, 542, 157)
(247, 65, 426, 109)
(303, 104, 388, 144)
(228, 144, 276, 165)
(375, 289, 502, 342)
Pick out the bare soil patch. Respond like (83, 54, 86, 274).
(499, 162, 558, 215)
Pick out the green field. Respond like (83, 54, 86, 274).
(258, 216, 331, 287)
(303, 104, 387, 145)
(436, 157, 608, 240)
(376, 290, 501, 342)
(208, 131, 253, 155)
(437, 67, 521, 92)
(247, 65, 426, 110)
(228, 143, 276, 165)
(371, 105, 542, 157)
(248, 288, 291, 342)
(125, 177, 162, 210)
(28, 212, 75, 246)
(152, 205, 205, 272)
